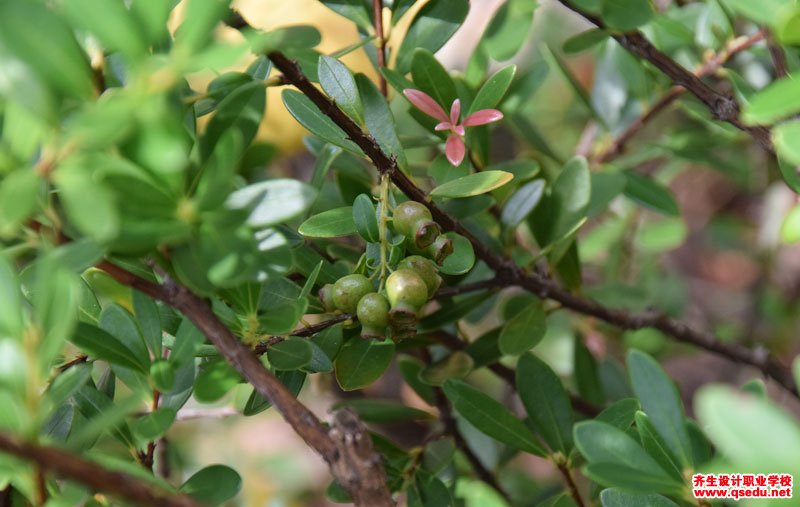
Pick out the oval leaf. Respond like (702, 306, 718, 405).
(335, 338, 395, 391)
(298, 206, 357, 238)
(267, 337, 314, 371)
(430, 171, 514, 198)
(180, 464, 242, 506)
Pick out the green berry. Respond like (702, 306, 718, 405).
(332, 274, 373, 314)
(393, 201, 440, 248)
(386, 268, 429, 324)
(396, 255, 442, 298)
(356, 292, 390, 339)
(319, 283, 336, 312)
(427, 235, 453, 265)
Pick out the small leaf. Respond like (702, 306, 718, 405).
(781, 204, 800, 243)
(226, 178, 317, 228)
(774, 120, 800, 166)
(743, 76, 800, 125)
(443, 379, 547, 456)
(438, 232, 476, 276)
(335, 338, 395, 391)
(411, 49, 458, 115)
(431, 171, 514, 198)
(200, 81, 265, 161)
(396, 0, 469, 73)
(250, 25, 321, 53)
(516, 353, 574, 453)
(0, 170, 41, 236)
(356, 74, 408, 170)
(194, 360, 242, 403)
(352, 194, 379, 243)
(563, 29, 610, 54)
(483, 0, 537, 61)
(133, 408, 176, 442)
(60, 0, 148, 60)
(501, 179, 545, 228)
(634, 411, 684, 483)
(623, 171, 679, 216)
(419, 351, 474, 385)
(600, 489, 679, 507)
(601, 0, 653, 31)
(180, 464, 242, 506)
(469, 65, 517, 114)
(244, 370, 306, 416)
(332, 399, 434, 424)
(318, 0, 372, 30)
(627, 350, 693, 468)
(574, 421, 683, 494)
(299, 207, 357, 238)
(282, 89, 362, 153)
(267, 337, 314, 371)
(71, 322, 149, 372)
(318, 55, 363, 123)
(596, 398, 641, 430)
(99, 304, 151, 373)
(499, 301, 546, 355)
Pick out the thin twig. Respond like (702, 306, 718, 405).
(0, 432, 200, 507)
(267, 51, 798, 400)
(372, 0, 388, 96)
(766, 31, 788, 78)
(557, 462, 586, 507)
(95, 261, 394, 507)
(557, 1, 772, 152)
(253, 314, 353, 355)
(594, 31, 766, 163)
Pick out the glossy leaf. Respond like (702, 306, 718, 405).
(469, 65, 517, 114)
(438, 232, 476, 276)
(430, 171, 514, 198)
(319, 55, 363, 124)
(335, 338, 395, 391)
(443, 379, 547, 456)
(601, 0, 653, 31)
(181, 464, 242, 506)
(623, 172, 679, 216)
(71, 323, 149, 373)
(483, 0, 537, 61)
(194, 360, 242, 403)
(227, 179, 317, 228)
(356, 74, 408, 169)
(396, 0, 469, 73)
(599, 489, 679, 507)
(501, 179, 545, 228)
(283, 89, 362, 153)
(332, 399, 434, 424)
(133, 408, 176, 441)
(299, 207, 357, 238)
(353, 194, 380, 243)
(499, 301, 546, 356)
(267, 337, 314, 371)
(517, 354, 574, 454)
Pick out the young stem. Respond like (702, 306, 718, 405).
(377, 174, 391, 291)
(372, 0, 388, 96)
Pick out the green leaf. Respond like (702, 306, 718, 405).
(60, 0, 148, 60)
(174, 0, 230, 54)
(71, 322, 149, 373)
(181, 464, 242, 506)
(299, 207, 357, 238)
(695, 385, 800, 478)
(0, 1, 94, 99)
(483, 0, 538, 61)
(227, 178, 317, 228)
(499, 301, 546, 356)
(318, 55, 364, 124)
(431, 171, 514, 198)
(54, 163, 119, 242)
(501, 179, 545, 228)
(573, 421, 683, 493)
(438, 232, 476, 276)
(743, 76, 800, 125)
(243, 370, 306, 416)
(150, 360, 176, 392)
(774, 120, 800, 167)
(627, 350, 692, 468)
(335, 338, 395, 391)
(318, 0, 372, 30)
(282, 89, 362, 153)
(543, 47, 598, 123)
(777, 6, 800, 45)
(781, 204, 800, 243)
(398, 355, 436, 405)
(45, 363, 93, 411)
(267, 337, 314, 371)
(332, 399, 434, 424)
(531, 156, 591, 247)
(194, 360, 242, 403)
(170, 318, 204, 367)
(720, 0, 792, 27)
(133, 291, 162, 355)
(0, 170, 40, 236)
(601, 0, 653, 31)
(563, 29, 610, 54)
(443, 379, 547, 456)
(133, 408, 176, 441)
(411, 49, 458, 115)
(634, 411, 684, 483)
(250, 26, 321, 53)
(419, 351, 474, 385)
(355, 74, 408, 170)
(596, 398, 641, 430)
(353, 194, 379, 243)
(623, 172, 679, 216)
(100, 304, 151, 373)
(516, 353, 574, 454)
(396, 0, 469, 73)
(469, 65, 517, 114)
(200, 81, 265, 160)
(0, 256, 23, 337)
(71, 385, 136, 448)
(599, 489, 679, 507)
(574, 336, 605, 404)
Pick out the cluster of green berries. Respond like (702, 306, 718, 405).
(317, 202, 452, 340)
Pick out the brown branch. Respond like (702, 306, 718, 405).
(267, 51, 799, 400)
(142, 390, 162, 470)
(372, 0, 388, 96)
(766, 32, 788, 78)
(0, 431, 200, 507)
(253, 314, 353, 355)
(595, 31, 766, 164)
(557, 462, 586, 507)
(97, 262, 393, 507)
(557, 1, 772, 153)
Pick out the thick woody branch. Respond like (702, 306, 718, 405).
(557, 1, 773, 152)
(595, 31, 766, 163)
(0, 432, 199, 507)
(267, 52, 798, 400)
(97, 262, 393, 507)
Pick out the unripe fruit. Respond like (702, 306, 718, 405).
(393, 201, 440, 248)
(319, 283, 336, 312)
(396, 255, 442, 298)
(386, 268, 429, 322)
(356, 292, 390, 339)
(332, 274, 373, 314)
(427, 235, 453, 265)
